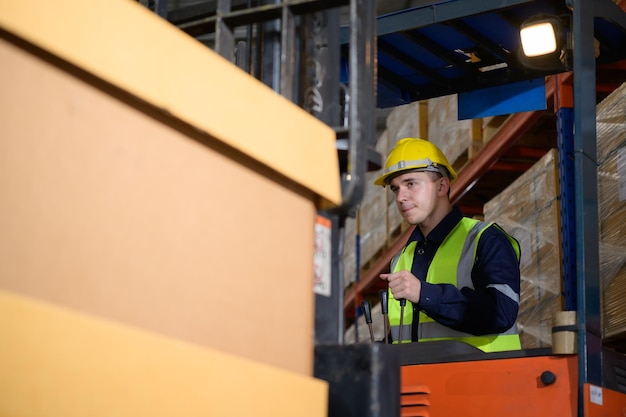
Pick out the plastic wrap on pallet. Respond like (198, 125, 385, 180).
(386, 102, 421, 147)
(428, 95, 471, 164)
(342, 176, 388, 289)
(597, 82, 626, 347)
(342, 131, 404, 290)
(484, 149, 562, 349)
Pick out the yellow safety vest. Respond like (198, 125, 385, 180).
(388, 218, 521, 352)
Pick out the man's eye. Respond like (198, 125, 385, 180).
(390, 187, 399, 194)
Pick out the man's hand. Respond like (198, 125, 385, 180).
(380, 270, 422, 304)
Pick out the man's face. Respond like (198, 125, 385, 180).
(388, 171, 441, 225)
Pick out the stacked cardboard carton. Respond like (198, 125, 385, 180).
(484, 149, 563, 349)
(597, 82, 626, 349)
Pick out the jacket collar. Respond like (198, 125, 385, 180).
(407, 206, 464, 245)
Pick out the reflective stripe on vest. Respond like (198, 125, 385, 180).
(388, 218, 521, 352)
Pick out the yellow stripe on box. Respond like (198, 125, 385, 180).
(0, 290, 328, 417)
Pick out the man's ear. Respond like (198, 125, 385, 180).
(438, 177, 450, 196)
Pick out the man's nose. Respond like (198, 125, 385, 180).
(395, 187, 407, 202)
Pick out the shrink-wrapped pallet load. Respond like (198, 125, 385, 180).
(597, 82, 626, 351)
(484, 149, 563, 349)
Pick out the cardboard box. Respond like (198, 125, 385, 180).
(484, 149, 562, 349)
(0, 0, 340, 377)
(597, 82, 626, 343)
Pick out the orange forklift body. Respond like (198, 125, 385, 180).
(583, 383, 626, 417)
(401, 353, 626, 417)
(401, 354, 578, 417)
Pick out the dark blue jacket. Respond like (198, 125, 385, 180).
(407, 206, 521, 339)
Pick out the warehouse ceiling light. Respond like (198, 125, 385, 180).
(518, 14, 572, 71)
(520, 16, 560, 57)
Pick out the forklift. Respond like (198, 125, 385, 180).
(165, 1, 626, 416)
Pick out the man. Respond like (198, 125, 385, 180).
(375, 138, 521, 352)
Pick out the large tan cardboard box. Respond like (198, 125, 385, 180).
(0, 0, 340, 383)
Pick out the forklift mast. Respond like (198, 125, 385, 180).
(166, 0, 379, 344)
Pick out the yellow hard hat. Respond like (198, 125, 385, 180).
(373, 138, 458, 186)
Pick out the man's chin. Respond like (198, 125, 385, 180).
(403, 216, 420, 225)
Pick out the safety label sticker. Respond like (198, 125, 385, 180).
(589, 384, 603, 406)
(314, 215, 332, 297)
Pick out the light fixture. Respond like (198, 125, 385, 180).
(520, 20, 559, 57)
(518, 14, 572, 71)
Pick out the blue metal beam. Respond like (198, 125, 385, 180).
(556, 106, 577, 312)
(340, 0, 537, 43)
(571, 0, 604, 413)
(376, 0, 537, 36)
(573, 0, 626, 410)
(592, 0, 626, 28)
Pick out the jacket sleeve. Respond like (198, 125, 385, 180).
(417, 225, 521, 335)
